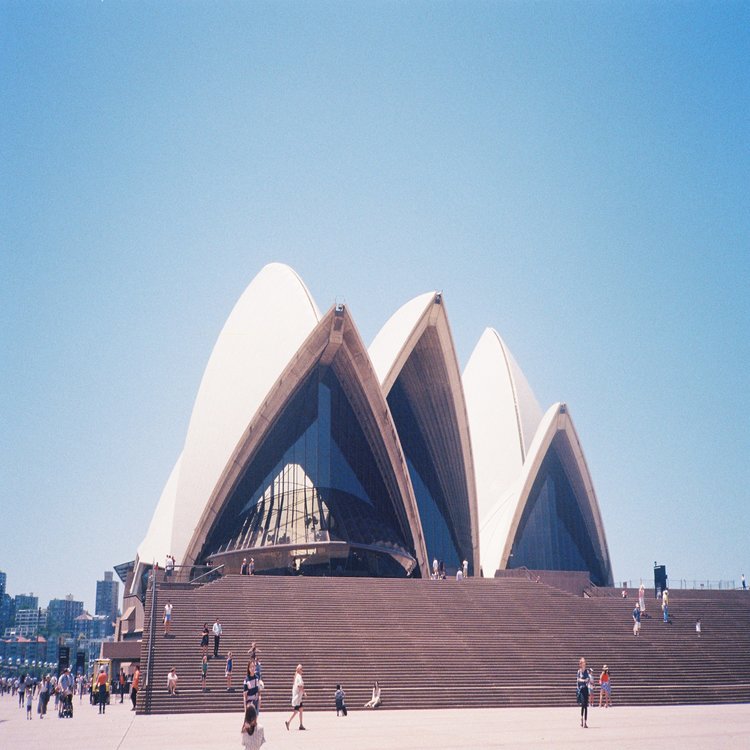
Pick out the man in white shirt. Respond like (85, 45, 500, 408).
(164, 601, 173, 636)
(213, 619, 223, 657)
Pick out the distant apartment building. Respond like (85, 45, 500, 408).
(13, 607, 47, 637)
(95, 571, 119, 624)
(14, 593, 38, 611)
(74, 611, 113, 640)
(47, 595, 84, 635)
(0, 571, 12, 633)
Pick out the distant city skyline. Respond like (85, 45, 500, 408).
(2, 3, 747, 607)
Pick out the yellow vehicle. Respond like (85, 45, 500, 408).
(90, 658, 112, 705)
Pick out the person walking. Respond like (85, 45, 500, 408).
(201, 655, 208, 692)
(119, 669, 126, 702)
(632, 602, 642, 636)
(96, 667, 108, 714)
(243, 658, 260, 712)
(164, 600, 173, 636)
(335, 684, 347, 716)
(213, 618, 223, 657)
(285, 664, 306, 731)
(241, 704, 266, 749)
(226, 651, 234, 691)
(37, 675, 49, 719)
(130, 666, 140, 710)
(576, 657, 593, 728)
(200, 623, 210, 657)
(599, 665, 612, 707)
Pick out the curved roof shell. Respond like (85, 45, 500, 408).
(135, 263, 321, 576)
(463, 329, 543, 528)
(370, 292, 480, 573)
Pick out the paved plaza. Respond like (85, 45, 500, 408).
(1, 697, 749, 749)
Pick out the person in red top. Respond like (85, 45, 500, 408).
(96, 668, 108, 714)
(599, 665, 612, 707)
(130, 667, 140, 711)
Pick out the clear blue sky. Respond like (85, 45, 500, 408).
(1, 1, 748, 612)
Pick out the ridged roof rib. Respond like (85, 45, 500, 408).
(370, 292, 480, 574)
(183, 304, 429, 575)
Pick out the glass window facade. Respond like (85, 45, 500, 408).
(387, 379, 462, 572)
(507, 441, 608, 586)
(201, 368, 416, 576)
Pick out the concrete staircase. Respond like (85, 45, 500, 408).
(137, 575, 750, 714)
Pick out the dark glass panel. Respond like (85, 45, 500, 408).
(387, 379, 462, 571)
(508, 446, 607, 585)
(200, 367, 416, 576)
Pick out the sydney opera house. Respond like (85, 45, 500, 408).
(132, 263, 613, 593)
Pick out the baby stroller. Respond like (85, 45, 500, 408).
(59, 690, 73, 718)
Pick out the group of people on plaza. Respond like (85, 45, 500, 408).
(575, 658, 613, 728)
(1, 663, 141, 719)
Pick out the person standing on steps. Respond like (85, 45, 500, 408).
(200, 623, 209, 657)
(638, 581, 646, 613)
(632, 602, 642, 636)
(742, 573, 746, 591)
(696, 618, 702, 637)
(201, 655, 208, 692)
(213, 618, 223, 657)
(576, 657, 592, 728)
(241, 558, 249, 575)
(249, 557, 255, 575)
(226, 651, 234, 691)
(285, 664, 306, 731)
(164, 600, 173, 636)
(662, 589, 670, 623)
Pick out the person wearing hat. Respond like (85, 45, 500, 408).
(598, 665, 612, 707)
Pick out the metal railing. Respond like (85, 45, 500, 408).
(619, 579, 740, 591)
(142, 570, 158, 714)
(157, 563, 225, 586)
